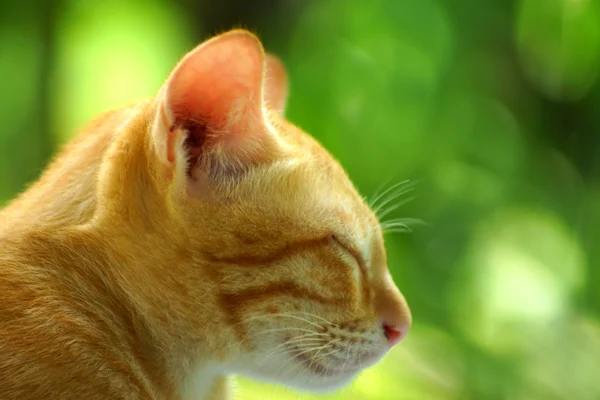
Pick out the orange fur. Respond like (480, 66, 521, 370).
(0, 30, 411, 399)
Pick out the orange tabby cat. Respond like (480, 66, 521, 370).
(0, 30, 411, 399)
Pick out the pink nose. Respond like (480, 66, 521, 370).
(383, 323, 408, 346)
(374, 271, 412, 347)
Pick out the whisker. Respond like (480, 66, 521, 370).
(307, 339, 341, 371)
(383, 228, 417, 235)
(369, 174, 399, 206)
(310, 346, 340, 367)
(373, 188, 415, 218)
(274, 338, 338, 375)
(376, 195, 416, 221)
(369, 180, 412, 210)
(262, 336, 326, 360)
(246, 313, 324, 329)
(236, 320, 294, 348)
(271, 351, 305, 380)
(292, 311, 335, 326)
(274, 348, 309, 375)
(252, 327, 327, 337)
(382, 221, 412, 232)
(237, 311, 333, 352)
(380, 217, 426, 229)
(296, 342, 334, 360)
(342, 345, 352, 372)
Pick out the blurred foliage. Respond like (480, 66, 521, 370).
(1, 0, 599, 399)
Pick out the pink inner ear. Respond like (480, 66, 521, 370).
(153, 31, 277, 187)
(165, 31, 266, 138)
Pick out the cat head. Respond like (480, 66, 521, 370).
(145, 30, 411, 392)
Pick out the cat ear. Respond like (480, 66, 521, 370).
(151, 30, 277, 195)
(264, 54, 288, 115)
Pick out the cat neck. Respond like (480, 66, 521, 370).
(1, 101, 235, 399)
(85, 118, 236, 397)
(79, 223, 235, 399)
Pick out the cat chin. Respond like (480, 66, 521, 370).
(235, 363, 360, 394)
(229, 347, 381, 393)
(285, 374, 358, 393)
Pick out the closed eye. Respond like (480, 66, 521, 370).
(331, 234, 365, 270)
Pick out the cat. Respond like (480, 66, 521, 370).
(0, 30, 412, 400)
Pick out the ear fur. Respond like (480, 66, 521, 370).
(264, 54, 289, 115)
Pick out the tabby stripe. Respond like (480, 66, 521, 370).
(205, 236, 332, 267)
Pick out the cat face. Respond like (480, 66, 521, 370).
(224, 178, 411, 392)
(190, 122, 410, 391)
(149, 30, 411, 392)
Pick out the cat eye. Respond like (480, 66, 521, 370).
(331, 234, 365, 269)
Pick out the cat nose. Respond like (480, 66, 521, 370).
(374, 272, 412, 347)
(383, 322, 408, 346)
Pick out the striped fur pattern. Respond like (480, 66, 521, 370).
(0, 30, 411, 399)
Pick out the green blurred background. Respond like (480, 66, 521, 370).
(1, 0, 599, 399)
